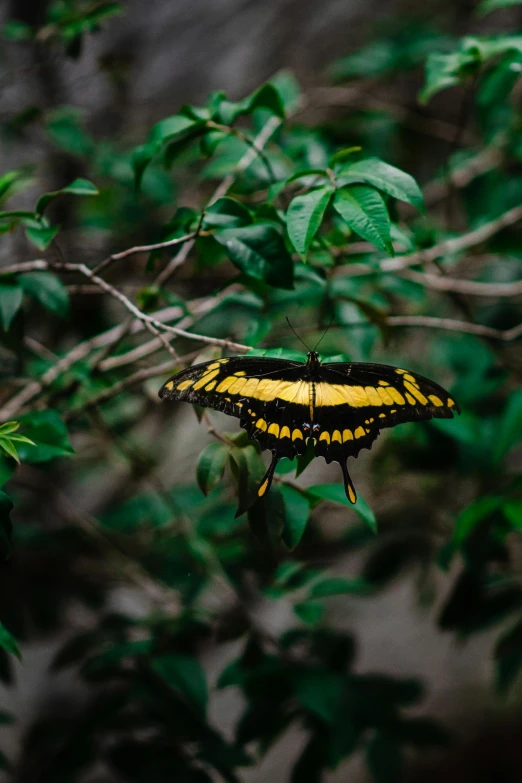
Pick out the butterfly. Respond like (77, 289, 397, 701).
(158, 350, 459, 505)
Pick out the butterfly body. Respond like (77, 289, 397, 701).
(159, 351, 459, 505)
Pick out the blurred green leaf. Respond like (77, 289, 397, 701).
(294, 669, 345, 724)
(478, 0, 522, 14)
(152, 654, 208, 716)
(0, 622, 21, 661)
(307, 484, 377, 532)
(45, 107, 94, 155)
(503, 498, 522, 529)
(308, 577, 369, 598)
(280, 484, 311, 549)
(453, 495, 502, 545)
(196, 441, 229, 496)
(16, 409, 74, 462)
(229, 445, 266, 517)
(20, 271, 69, 317)
(1, 19, 32, 41)
(25, 224, 60, 250)
(0, 281, 23, 331)
(494, 390, 522, 462)
(366, 732, 401, 783)
(294, 601, 324, 626)
(35, 178, 98, 216)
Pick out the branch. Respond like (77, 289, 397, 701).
(99, 285, 240, 372)
(63, 357, 186, 419)
(384, 315, 522, 341)
(382, 204, 522, 272)
(334, 204, 522, 276)
(0, 300, 243, 422)
(91, 229, 200, 276)
(397, 269, 522, 297)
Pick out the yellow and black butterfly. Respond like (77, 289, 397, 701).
(159, 351, 459, 505)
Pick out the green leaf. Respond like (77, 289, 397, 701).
(294, 600, 324, 626)
(280, 484, 311, 549)
(453, 495, 502, 545)
(338, 158, 424, 213)
(478, 0, 522, 14)
(293, 669, 345, 724)
(0, 622, 21, 661)
(16, 410, 74, 463)
(503, 498, 522, 529)
(0, 422, 20, 436)
(308, 577, 369, 598)
(366, 732, 401, 783)
(286, 185, 334, 257)
(148, 114, 201, 145)
(45, 108, 93, 156)
(0, 168, 34, 205)
(269, 70, 302, 113)
(152, 654, 208, 716)
(332, 185, 393, 255)
(307, 484, 377, 532)
(0, 438, 19, 463)
(20, 272, 69, 317)
(0, 281, 23, 331)
(420, 50, 479, 104)
(229, 445, 267, 517)
(203, 197, 252, 228)
(249, 83, 286, 118)
(2, 20, 32, 41)
(196, 441, 229, 496)
(25, 224, 60, 250)
(215, 224, 294, 289)
(35, 178, 98, 216)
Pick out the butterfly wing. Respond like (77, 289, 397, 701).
(159, 356, 312, 497)
(312, 361, 459, 504)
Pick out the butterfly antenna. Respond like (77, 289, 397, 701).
(313, 314, 335, 352)
(286, 317, 310, 351)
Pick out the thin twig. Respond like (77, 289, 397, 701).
(91, 229, 199, 277)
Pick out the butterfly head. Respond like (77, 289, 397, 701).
(307, 350, 320, 364)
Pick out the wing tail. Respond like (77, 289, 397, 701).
(340, 460, 357, 505)
(257, 452, 280, 499)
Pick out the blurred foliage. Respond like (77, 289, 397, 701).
(0, 1, 522, 781)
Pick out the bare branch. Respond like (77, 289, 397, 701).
(385, 315, 522, 341)
(0, 259, 48, 275)
(91, 229, 200, 276)
(398, 269, 522, 297)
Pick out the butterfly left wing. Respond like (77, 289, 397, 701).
(159, 356, 312, 498)
(312, 361, 459, 504)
